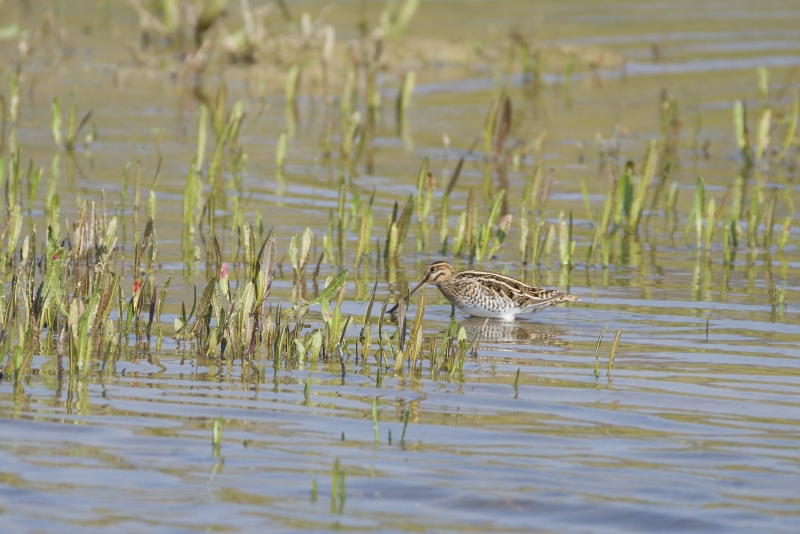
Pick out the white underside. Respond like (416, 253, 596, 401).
(456, 302, 542, 321)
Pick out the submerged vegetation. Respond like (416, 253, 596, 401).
(0, 3, 798, 382)
(0, 8, 796, 415)
(0, 57, 796, 384)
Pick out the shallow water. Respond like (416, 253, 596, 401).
(2, 0, 800, 532)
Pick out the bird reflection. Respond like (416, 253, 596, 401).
(458, 316, 568, 346)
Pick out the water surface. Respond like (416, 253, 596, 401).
(1, 0, 800, 531)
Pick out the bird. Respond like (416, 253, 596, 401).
(389, 261, 579, 321)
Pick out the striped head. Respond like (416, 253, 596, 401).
(421, 261, 455, 286)
(405, 261, 455, 298)
(388, 261, 455, 314)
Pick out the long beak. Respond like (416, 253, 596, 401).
(388, 275, 429, 314)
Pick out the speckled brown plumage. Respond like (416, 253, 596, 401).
(392, 261, 579, 320)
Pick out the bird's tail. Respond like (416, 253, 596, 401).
(527, 291, 579, 312)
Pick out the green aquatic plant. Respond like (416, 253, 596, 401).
(384, 196, 414, 259)
(607, 328, 622, 377)
(212, 415, 223, 457)
(733, 100, 752, 166)
(381, 0, 421, 37)
(558, 211, 575, 267)
(51, 98, 63, 149)
(628, 140, 658, 232)
(288, 228, 312, 277)
(372, 397, 380, 444)
(276, 131, 288, 172)
(354, 192, 375, 268)
(396, 70, 415, 134)
(483, 93, 508, 160)
(693, 176, 706, 251)
(331, 457, 345, 514)
(777, 89, 798, 164)
(400, 408, 410, 445)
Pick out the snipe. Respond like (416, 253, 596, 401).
(390, 261, 579, 321)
